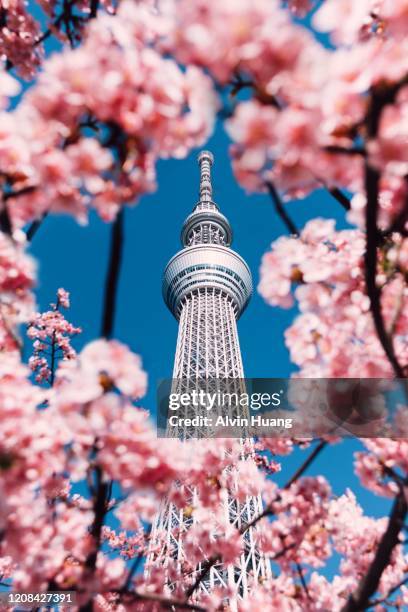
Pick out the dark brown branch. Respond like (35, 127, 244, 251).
(327, 187, 351, 211)
(367, 574, 408, 608)
(325, 145, 366, 157)
(0, 8, 7, 28)
(79, 466, 110, 612)
(382, 201, 408, 238)
(247, 440, 327, 527)
(49, 331, 57, 387)
(228, 75, 353, 215)
(271, 542, 297, 561)
(84, 467, 109, 572)
(361, 80, 407, 380)
(35, 0, 77, 45)
(0, 185, 39, 237)
(243, 439, 327, 532)
(122, 525, 152, 591)
(230, 74, 254, 97)
(185, 555, 220, 599)
(364, 164, 405, 379)
(341, 489, 407, 611)
(380, 463, 406, 488)
(3, 185, 36, 201)
(26, 212, 48, 242)
(101, 209, 124, 339)
(283, 439, 327, 489)
(89, 0, 99, 19)
(35, 0, 84, 47)
(265, 181, 299, 236)
(296, 562, 311, 600)
(0, 205, 12, 236)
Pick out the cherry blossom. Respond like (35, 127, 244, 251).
(327, 489, 408, 597)
(183, 508, 243, 567)
(0, 230, 35, 352)
(102, 526, 146, 559)
(285, 0, 316, 17)
(0, 0, 43, 78)
(56, 338, 147, 401)
(27, 288, 81, 384)
(0, 342, 191, 601)
(313, 0, 377, 45)
(0, 3, 217, 227)
(259, 219, 408, 377)
(259, 476, 332, 569)
(169, 0, 315, 88)
(355, 438, 408, 496)
(0, 69, 20, 108)
(0, 0, 123, 79)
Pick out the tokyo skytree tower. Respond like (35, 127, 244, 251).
(148, 151, 270, 606)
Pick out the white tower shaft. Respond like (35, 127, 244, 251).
(147, 152, 270, 605)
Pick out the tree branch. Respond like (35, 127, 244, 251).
(121, 526, 152, 591)
(265, 181, 299, 235)
(49, 330, 57, 387)
(84, 466, 109, 573)
(185, 556, 220, 599)
(367, 574, 408, 608)
(344, 84, 408, 605)
(283, 439, 327, 489)
(363, 125, 405, 379)
(101, 209, 124, 339)
(79, 466, 110, 612)
(341, 488, 407, 611)
(296, 562, 311, 600)
(327, 187, 351, 211)
(3, 185, 36, 201)
(35, 0, 78, 46)
(324, 145, 366, 158)
(89, 0, 99, 19)
(243, 439, 327, 532)
(381, 197, 408, 239)
(0, 205, 12, 236)
(26, 212, 48, 242)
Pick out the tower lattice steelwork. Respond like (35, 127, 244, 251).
(147, 151, 270, 607)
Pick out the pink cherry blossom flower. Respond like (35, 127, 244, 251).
(259, 219, 407, 377)
(0, 230, 36, 352)
(27, 288, 81, 384)
(56, 338, 147, 401)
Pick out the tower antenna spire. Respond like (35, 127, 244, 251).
(198, 150, 214, 203)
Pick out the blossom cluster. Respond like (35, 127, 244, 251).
(0, 230, 35, 352)
(0, 0, 120, 78)
(1, 0, 408, 235)
(217, 0, 408, 233)
(1, 292, 407, 606)
(0, 0, 43, 79)
(259, 218, 408, 378)
(27, 288, 81, 384)
(0, 1, 217, 229)
(0, 338, 174, 595)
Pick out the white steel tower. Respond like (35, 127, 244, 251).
(148, 151, 270, 606)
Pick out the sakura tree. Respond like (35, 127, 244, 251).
(0, 0, 407, 610)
